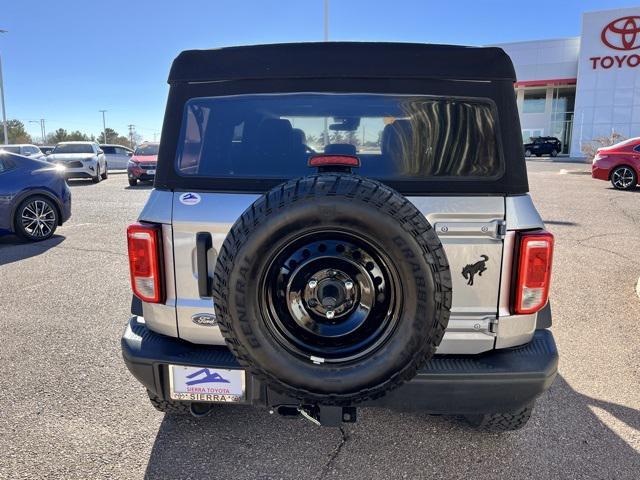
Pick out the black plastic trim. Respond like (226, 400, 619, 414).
(122, 318, 557, 414)
(195, 232, 213, 297)
(536, 302, 552, 329)
(130, 295, 143, 316)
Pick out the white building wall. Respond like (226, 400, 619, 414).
(571, 7, 640, 156)
(496, 38, 580, 81)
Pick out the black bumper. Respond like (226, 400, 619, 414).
(121, 317, 558, 414)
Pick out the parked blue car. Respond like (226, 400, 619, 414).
(0, 152, 72, 241)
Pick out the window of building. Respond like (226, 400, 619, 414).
(522, 90, 546, 114)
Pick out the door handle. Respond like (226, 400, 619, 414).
(196, 232, 212, 297)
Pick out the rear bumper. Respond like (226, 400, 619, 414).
(121, 316, 558, 414)
(592, 163, 610, 181)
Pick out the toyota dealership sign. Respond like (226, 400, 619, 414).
(570, 7, 640, 156)
(590, 15, 640, 69)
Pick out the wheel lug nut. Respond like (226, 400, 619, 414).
(344, 281, 354, 290)
(308, 279, 318, 289)
(326, 310, 335, 319)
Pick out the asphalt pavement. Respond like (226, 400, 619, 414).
(0, 162, 638, 479)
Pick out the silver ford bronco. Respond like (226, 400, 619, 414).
(122, 42, 557, 431)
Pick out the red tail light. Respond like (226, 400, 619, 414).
(308, 155, 361, 168)
(127, 223, 164, 303)
(513, 230, 554, 315)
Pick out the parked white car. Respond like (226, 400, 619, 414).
(48, 142, 107, 183)
(0, 144, 45, 160)
(100, 144, 133, 169)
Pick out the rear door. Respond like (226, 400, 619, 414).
(170, 193, 504, 354)
(168, 92, 507, 353)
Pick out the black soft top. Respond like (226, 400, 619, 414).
(168, 42, 516, 84)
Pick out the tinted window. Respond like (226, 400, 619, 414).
(116, 147, 132, 155)
(135, 144, 159, 156)
(101, 146, 116, 154)
(175, 94, 501, 180)
(53, 144, 94, 154)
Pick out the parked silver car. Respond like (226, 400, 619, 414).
(99, 144, 133, 169)
(0, 144, 45, 160)
(48, 142, 107, 183)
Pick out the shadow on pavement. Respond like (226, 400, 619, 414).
(125, 183, 153, 191)
(144, 375, 640, 479)
(543, 220, 579, 226)
(0, 234, 65, 266)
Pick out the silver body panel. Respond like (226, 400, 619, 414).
(137, 190, 546, 354)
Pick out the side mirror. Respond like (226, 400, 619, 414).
(97, 149, 104, 155)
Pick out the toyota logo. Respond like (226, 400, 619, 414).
(601, 16, 640, 51)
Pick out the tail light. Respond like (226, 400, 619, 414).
(512, 230, 554, 315)
(127, 223, 164, 303)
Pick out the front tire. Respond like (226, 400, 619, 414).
(101, 163, 108, 180)
(92, 164, 101, 183)
(463, 403, 534, 432)
(524, 149, 532, 157)
(128, 178, 137, 187)
(14, 195, 59, 242)
(610, 166, 637, 190)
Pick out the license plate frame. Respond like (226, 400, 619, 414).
(146, 169, 156, 175)
(168, 365, 246, 403)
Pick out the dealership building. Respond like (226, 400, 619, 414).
(493, 6, 640, 157)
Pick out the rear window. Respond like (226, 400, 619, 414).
(175, 93, 502, 180)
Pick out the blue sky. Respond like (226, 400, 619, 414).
(2, 0, 639, 142)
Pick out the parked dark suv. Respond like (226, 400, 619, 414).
(524, 136, 562, 157)
(121, 43, 557, 431)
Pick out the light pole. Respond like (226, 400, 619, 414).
(0, 29, 8, 145)
(29, 120, 42, 143)
(99, 110, 107, 143)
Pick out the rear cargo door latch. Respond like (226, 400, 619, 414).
(434, 220, 506, 240)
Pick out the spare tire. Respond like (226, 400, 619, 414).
(213, 174, 451, 404)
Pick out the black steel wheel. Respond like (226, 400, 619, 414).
(213, 174, 452, 405)
(262, 232, 401, 364)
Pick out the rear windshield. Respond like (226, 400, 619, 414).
(175, 93, 502, 180)
(53, 144, 94, 154)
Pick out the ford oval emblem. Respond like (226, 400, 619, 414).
(191, 313, 217, 326)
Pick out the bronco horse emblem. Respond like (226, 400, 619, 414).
(462, 255, 489, 286)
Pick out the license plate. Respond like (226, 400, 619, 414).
(168, 365, 246, 403)
(147, 169, 156, 175)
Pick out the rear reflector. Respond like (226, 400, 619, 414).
(127, 223, 163, 303)
(308, 155, 361, 168)
(513, 230, 554, 315)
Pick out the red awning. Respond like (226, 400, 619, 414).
(514, 78, 577, 87)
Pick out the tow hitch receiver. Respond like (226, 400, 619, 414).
(277, 405, 357, 427)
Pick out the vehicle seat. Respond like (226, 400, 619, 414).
(324, 143, 357, 155)
(291, 128, 308, 156)
(380, 120, 413, 175)
(256, 118, 294, 175)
